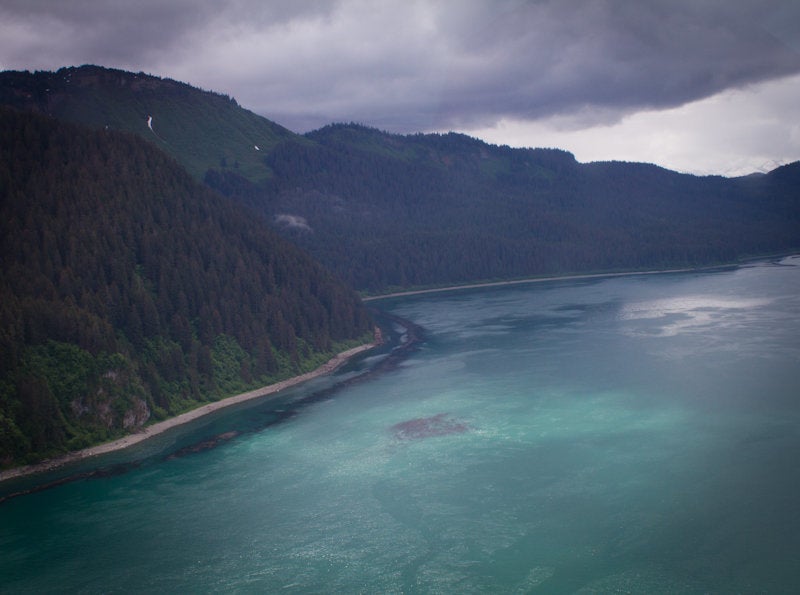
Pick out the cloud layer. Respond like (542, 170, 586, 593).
(467, 73, 800, 176)
(1, 0, 799, 173)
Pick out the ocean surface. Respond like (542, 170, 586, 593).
(2, 257, 800, 593)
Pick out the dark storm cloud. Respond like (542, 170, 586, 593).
(401, 0, 800, 130)
(0, 0, 205, 66)
(0, 0, 336, 72)
(1, 0, 798, 133)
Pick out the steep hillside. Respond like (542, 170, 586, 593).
(0, 65, 294, 182)
(0, 108, 372, 467)
(243, 124, 800, 291)
(2, 67, 797, 294)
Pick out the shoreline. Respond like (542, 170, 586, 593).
(362, 263, 741, 302)
(0, 341, 377, 485)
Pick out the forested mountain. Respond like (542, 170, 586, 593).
(2, 66, 798, 294)
(0, 107, 372, 467)
(1, 65, 798, 467)
(0, 65, 296, 182)
(250, 125, 800, 291)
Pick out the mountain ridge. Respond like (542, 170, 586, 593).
(3, 65, 793, 185)
(0, 106, 372, 467)
(0, 65, 298, 182)
(258, 123, 799, 291)
(1, 66, 797, 294)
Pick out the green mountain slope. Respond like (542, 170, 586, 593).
(242, 124, 799, 291)
(0, 65, 294, 182)
(2, 66, 797, 295)
(0, 107, 372, 467)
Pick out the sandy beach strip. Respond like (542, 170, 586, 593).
(362, 264, 736, 302)
(0, 341, 377, 484)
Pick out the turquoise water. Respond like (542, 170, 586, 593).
(2, 257, 800, 593)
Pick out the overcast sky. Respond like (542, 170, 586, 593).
(1, 0, 799, 175)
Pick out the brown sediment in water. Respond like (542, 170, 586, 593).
(391, 413, 469, 440)
(165, 431, 240, 460)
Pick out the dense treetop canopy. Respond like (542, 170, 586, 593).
(0, 106, 371, 466)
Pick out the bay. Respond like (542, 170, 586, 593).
(2, 256, 799, 593)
